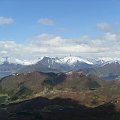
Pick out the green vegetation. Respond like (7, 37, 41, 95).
(10, 85, 32, 101)
(85, 79, 101, 90)
(0, 87, 6, 94)
(0, 95, 8, 104)
(43, 79, 55, 86)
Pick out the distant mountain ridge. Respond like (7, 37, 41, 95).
(0, 61, 23, 79)
(1, 56, 120, 66)
(0, 56, 120, 79)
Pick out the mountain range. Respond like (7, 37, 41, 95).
(0, 57, 120, 120)
(0, 56, 120, 80)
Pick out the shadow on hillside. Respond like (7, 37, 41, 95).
(0, 97, 120, 120)
(42, 72, 67, 86)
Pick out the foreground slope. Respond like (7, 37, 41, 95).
(0, 97, 120, 120)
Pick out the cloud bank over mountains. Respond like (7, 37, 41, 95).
(0, 32, 120, 60)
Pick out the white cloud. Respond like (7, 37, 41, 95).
(102, 32, 118, 41)
(0, 32, 120, 60)
(38, 18, 54, 25)
(0, 16, 15, 25)
(96, 23, 112, 31)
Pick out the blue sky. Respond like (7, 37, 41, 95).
(0, 0, 120, 60)
(0, 0, 120, 42)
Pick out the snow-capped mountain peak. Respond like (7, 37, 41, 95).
(97, 57, 120, 66)
(60, 56, 93, 65)
(1, 56, 120, 67)
(40, 56, 62, 64)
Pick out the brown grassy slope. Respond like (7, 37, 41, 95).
(0, 72, 48, 92)
(0, 71, 120, 107)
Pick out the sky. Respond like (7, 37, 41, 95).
(0, 0, 120, 61)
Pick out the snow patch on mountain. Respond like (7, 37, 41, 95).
(98, 57, 120, 65)
(60, 56, 93, 65)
